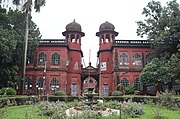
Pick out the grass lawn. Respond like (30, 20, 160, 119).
(130, 104, 180, 119)
(0, 104, 179, 119)
(0, 105, 48, 119)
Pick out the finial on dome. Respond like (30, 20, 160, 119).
(73, 19, 75, 22)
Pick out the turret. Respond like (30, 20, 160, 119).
(96, 21, 118, 49)
(62, 20, 85, 96)
(96, 21, 118, 96)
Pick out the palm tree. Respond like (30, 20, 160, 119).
(13, 0, 46, 94)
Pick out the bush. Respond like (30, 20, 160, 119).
(0, 87, 16, 95)
(124, 85, 135, 95)
(111, 91, 122, 96)
(156, 89, 179, 108)
(38, 101, 68, 118)
(122, 99, 144, 118)
(54, 90, 66, 96)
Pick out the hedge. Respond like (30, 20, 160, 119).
(0, 96, 38, 108)
(1, 95, 180, 108)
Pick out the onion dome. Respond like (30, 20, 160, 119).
(66, 19, 82, 32)
(99, 21, 115, 31)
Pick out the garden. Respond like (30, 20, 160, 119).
(0, 87, 180, 119)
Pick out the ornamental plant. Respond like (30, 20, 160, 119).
(0, 87, 16, 95)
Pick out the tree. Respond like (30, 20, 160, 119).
(13, 0, 45, 94)
(166, 46, 180, 84)
(0, 7, 41, 89)
(137, 0, 180, 58)
(140, 58, 171, 88)
(137, 0, 180, 92)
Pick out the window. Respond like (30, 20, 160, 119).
(121, 78, 129, 87)
(146, 54, 152, 64)
(133, 53, 142, 65)
(103, 84, 109, 96)
(37, 52, 47, 64)
(120, 53, 129, 65)
(24, 78, 32, 90)
(50, 78, 59, 90)
(71, 84, 77, 96)
(51, 52, 60, 65)
(134, 78, 143, 90)
(36, 77, 45, 90)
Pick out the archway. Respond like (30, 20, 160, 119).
(81, 75, 99, 94)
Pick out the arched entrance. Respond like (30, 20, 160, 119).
(81, 76, 99, 94)
(81, 63, 99, 95)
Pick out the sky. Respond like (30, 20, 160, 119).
(31, 0, 180, 67)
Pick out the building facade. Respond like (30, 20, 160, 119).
(20, 20, 152, 96)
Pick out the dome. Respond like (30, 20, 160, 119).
(99, 21, 115, 31)
(66, 19, 82, 32)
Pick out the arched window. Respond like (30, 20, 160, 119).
(38, 52, 47, 64)
(24, 78, 32, 90)
(121, 78, 129, 87)
(134, 78, 143, 90)
(146, 54, 152, 64)
(51, 52, 60, 65)
(133, 53, 142, 65)
(50, 78, 59, 90)
(36, 77, 45, 90)
(120, 53, 129, 65)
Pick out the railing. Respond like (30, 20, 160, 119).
(113, 40, 150, 47)
(39, 39, 67, 46)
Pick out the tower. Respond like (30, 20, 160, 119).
(96, 21, 118, 96)
(62, 20, 85, 96)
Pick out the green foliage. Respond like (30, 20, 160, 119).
(104, 100, 119, 109)
(54, 90, 67, 96)
(140, 58, 170, 85)
(0, 87, 16, 95)
(13, 0, 46, 12)
(156, 90, 179, 108)
(38, 101, 68, 119)
(137, 0, 180, 58)
(111, 91, 122, 96)
(137, 0, 180, 90)
(0, 7, 41, 88)
(124, 85, 136, 95)
(152, 109, 167, 119)
(122, 100, 144, 118)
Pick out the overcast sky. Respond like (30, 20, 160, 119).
(32, 0, 180, 67)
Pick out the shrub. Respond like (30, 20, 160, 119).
(104, 100, 120, 109)
(54, 90, 66, 96)
(111, 91, 122, 96)
(156, 90, 178, 108)
(122, 99, 144, 118)
(0, 87, 16, 95)
(38, 101, 68, 118)
(124, 85, 135, 95)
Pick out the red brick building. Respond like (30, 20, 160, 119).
(22, 20, 152, 96)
